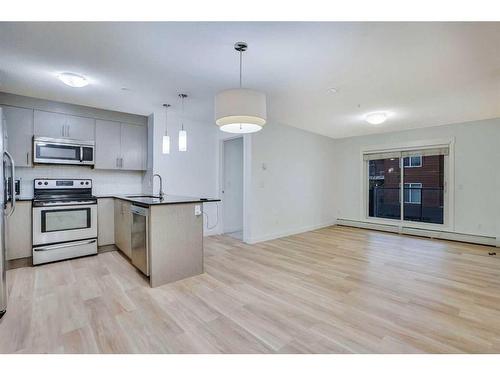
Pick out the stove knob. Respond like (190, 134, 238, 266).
(85, 181, 89, 185)
(81, 181, 84, 185)
(37, 181, 42, 185)
(44, 182, 48, 185)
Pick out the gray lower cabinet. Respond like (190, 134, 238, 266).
(5, 201, 32, 260)
(34, 109, 95, 141)
(95, 120, 147, 171)
(97, 198, 115, 246)
(3, 106, 34, 167)
(114, 199, 132, 258)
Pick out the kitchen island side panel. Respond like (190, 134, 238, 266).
(149, 203, 203, 287)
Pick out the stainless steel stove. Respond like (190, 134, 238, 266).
(32, 179, 97, 265)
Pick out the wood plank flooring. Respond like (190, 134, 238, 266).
(1, 226, 499, 353)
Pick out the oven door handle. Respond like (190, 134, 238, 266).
(33, 239, 97, 252)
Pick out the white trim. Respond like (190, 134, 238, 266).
(336, 219, 496, 247)
(361, 137, 455, 154)
(246, 220, 337, 244)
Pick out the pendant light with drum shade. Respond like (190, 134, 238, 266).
(215, 42, 267, 133)
(178, 94, 188, 152)
(162, 104, 171, 154)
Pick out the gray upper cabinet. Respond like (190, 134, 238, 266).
(65, 115, 95, 140)
(34, 110, 95, 141)
(95, 120, 122, 169)
(3, 106, 34, 167)
(95, 120, 147, 171)
(121, 123, 147, 171)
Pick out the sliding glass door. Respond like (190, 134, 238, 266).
(402, 154, 444, 224)
(366, 147, 448, 225)
(368, 154, 401, 220)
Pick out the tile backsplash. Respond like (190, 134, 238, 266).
(16, 165, 147, 198)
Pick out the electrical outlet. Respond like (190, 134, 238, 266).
(194, 205, 202, 216)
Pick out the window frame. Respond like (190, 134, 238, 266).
(404, 155, 422, 168)
(403, 182, 422, 204)
(360, 138, 455, 231)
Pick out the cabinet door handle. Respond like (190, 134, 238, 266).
(61, 125, 64, 137)
(26, 152, 29, 164)
(67, 125, 70, 138)
(116, 157, 119, 168)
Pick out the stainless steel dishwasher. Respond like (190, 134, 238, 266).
(130, 205, 149, 276)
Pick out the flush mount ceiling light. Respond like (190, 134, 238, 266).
(57, 72, 89, 88)
(365, 112, 388, 125)
(215, 42, 267, 134)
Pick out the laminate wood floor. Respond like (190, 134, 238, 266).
(1, 226, 499, 353)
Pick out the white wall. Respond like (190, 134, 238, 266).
(247, 122, 337, 243)
(150, 108, 220, 235)
(334, 117, 500, 239)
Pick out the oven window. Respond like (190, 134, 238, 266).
(36, 144, 81, 160)
(41, 208, 91, 232)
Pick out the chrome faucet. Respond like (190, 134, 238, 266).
(152, 173, 165, 199)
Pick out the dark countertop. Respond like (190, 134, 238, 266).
(113, 194, 220, 207)
(16, 197, 33, 201)
(17, 194, 220, 206)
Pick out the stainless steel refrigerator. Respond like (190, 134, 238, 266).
(0, 106, 16, 320)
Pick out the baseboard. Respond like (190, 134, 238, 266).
(6, 256, 33, 270)
(98, 244, 119, 253)
(247, 220, 337, 244)
(204, 228, 222, 237)
(336, 219, 497, 247)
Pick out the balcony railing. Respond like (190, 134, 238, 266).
(368, 187, 444, 224)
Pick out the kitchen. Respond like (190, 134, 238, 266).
(0, 91, 220, 296)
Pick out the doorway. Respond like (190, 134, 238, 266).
(222, 137, 244, 240)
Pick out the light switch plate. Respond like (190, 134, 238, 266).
(194, 205, 202, 216)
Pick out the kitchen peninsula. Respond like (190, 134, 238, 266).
(112, 194, 220, 287)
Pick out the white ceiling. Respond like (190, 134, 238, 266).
(0, 22, 499, 138)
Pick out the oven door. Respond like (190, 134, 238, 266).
(32, 203, 97, 245)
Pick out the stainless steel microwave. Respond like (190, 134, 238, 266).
(33, 137, 95, 166)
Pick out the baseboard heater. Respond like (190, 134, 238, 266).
(336, 219, 498, 247)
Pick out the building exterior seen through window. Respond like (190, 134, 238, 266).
(368, 155, 444, 224)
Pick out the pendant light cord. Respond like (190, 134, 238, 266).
(165, 106, 168, 136)
(181, 95, 185, 131)
(239, 49, 243, 88)
(163, 104, 171, 136)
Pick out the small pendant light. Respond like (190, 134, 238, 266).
(178, 94, 188, 152)
(162, 104, 171, 154)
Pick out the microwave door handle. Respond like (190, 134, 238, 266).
(80, 146, 83, 162)
(4, 151, 16, 216)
